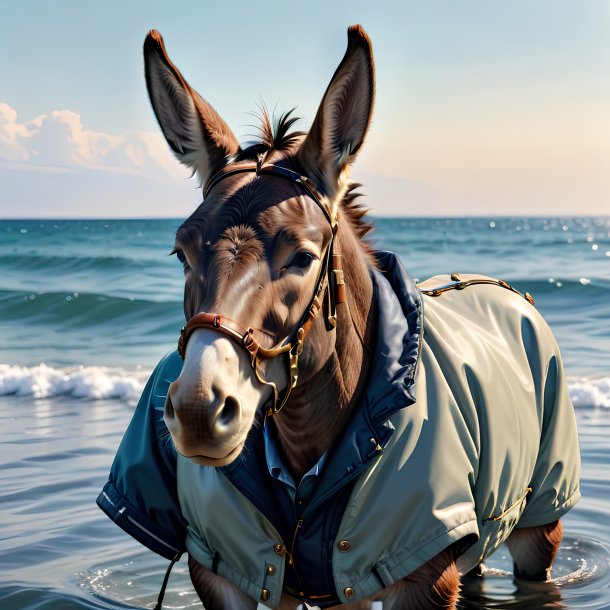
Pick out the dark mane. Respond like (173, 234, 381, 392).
(234, 108, 375, 244)
(342, 183, 374, 242)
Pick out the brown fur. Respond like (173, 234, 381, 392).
(188, 555, 256, 610)
(506, 519, 563, 582)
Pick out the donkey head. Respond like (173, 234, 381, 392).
(144, 26, 375, 466)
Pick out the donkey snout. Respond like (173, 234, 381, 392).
(165, 379, 242, 456)
(163, 331, 253, 462)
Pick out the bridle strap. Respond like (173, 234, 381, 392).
(178, 313, 291, 362)
(177, 161, 343, 415)
(203, 161, 334, 226)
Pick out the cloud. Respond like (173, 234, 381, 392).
(0, 102, 203, 218)
(0, 102, 186, 180)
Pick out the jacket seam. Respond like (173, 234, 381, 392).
(97, 480, 185, 559)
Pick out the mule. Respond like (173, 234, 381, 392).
(98, 25, 580, 610)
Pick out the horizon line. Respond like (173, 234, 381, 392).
(1, 214, 609, 222)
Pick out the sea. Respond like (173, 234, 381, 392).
(1, 216, 609, 610)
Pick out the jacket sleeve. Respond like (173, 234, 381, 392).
(96, 350, 187, 559)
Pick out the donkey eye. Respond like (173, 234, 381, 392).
(291, 251, 314, 268)
(173, 249, 187, 265)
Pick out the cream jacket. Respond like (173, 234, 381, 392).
(178, 272, 581, 607)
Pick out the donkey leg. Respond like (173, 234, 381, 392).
(506, 519, 563, 582)
(188, 555, 256, 610)
(401, 547, 461, 609)
(365, 546, 460, 610)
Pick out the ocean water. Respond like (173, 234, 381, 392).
(1, 216, 609, 609)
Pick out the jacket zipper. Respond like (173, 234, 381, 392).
(288, 519, 308, 595)
(288, 519, 303, 568)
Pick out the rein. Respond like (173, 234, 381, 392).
(177, 160, 346, 415)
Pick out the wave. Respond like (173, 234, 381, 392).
(0, 289, 182, 327)
(0, 364, 149, 403)
(0, 253, 153, 273)
(0, 363, 608, 409)
(2, 276, 608, 323)
(507, 277, 610, 295)
(567, 376, 610, 409)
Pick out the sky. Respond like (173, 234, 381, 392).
(1, 0, 609, 218)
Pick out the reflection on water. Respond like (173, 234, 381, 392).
(1, 395, 610, 610)
(79, 555, 200, 609)
(459, 535, 610, 609)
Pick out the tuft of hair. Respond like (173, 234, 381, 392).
(341, 183, 375, 259)
(236, 107, 305, 162)
(342, 183, 374, 240)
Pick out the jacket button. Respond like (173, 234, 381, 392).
(267, 564, 276, 575)
(274, 544, 286, 555)
(344, 587, 355, 599)
(338, 540, 351, 552)
(260, 588, 270, 601)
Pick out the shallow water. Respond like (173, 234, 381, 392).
(1, 397, 609, 609)
(1, 217, 609, 609)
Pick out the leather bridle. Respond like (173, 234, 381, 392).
(177, 157, 346, 415)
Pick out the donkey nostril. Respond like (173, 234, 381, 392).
(217, 396, 239, 427)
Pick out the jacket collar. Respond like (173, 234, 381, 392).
(366, 250, 423, 419)
(301, 250, 423, 513)
(222, 250, 424, 519)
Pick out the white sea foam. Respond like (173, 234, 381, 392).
(568, 376, 610, 409)
(0, 363, 149, 403)
(0, 364, 609, 408)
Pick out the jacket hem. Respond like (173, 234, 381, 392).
(97, 480, 185, 560)
(186, 534, 282, 609)
(514, 488, 581, 528)
(338, 518, 479, 602)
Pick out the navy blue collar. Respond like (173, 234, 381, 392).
(221, 250, 423, 522)
(300, 250, 423, 512)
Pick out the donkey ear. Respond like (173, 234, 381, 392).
(143, 30, 240, 189)
(297, 25, 375, 204)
